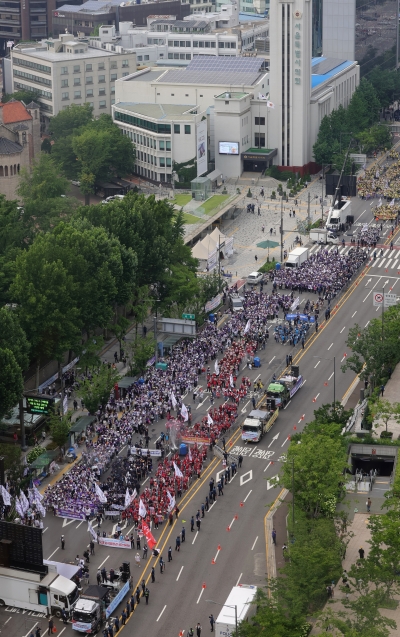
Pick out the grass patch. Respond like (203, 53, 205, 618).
(182, 212, 201, 224)
(172, 194, 192, 207)
(258, 260, 276, 273)
(198, 195, 230, 215)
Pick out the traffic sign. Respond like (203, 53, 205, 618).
(373, 292, 398, 307)
(182, 313, 195, 320)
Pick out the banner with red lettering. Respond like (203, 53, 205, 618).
(141, 521, 157, 549)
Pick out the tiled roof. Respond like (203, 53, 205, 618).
(0, 101, 32, 124)
(0, 137, 23, 155)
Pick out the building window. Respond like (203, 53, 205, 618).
(99, 100, 106, 108)
(98, 63, 105, 70)
(111, 73, 117, 81)
(122, 73, 129, 77)
(255, 117, 265, 125)
(86, 76, 93, 84)
(86, 89, 94, 97)
(144, 55, 149, 61)
(61, 79, 68, 87)
(186, 54, 191, 59)
(61, 66, 68, 75)
(111, 87, 115, 94)
(254, 132, 265, 147)
(193, 41, 198, 47)
(110, 62, 117, 69)
(74, 78, 81, 86)
(73, 65, 80, 73)
(166, 140, 171, 151)
(62, 92, 69, 100)
(174, 124, 180, 134)
(159, 140, 165, 150)
(122, 60, 129, 68)
(184, 125, 191, 134)
(99, 88, 106, 96)
(166, 157, 171, 167)
(138, 56, 143, 61)
(86, 63, 92, 71)
(74, 90, 81, 99)
(218, 42, 224, 48)
(159, 157, 165, 167)
(98, 75, 105, 83)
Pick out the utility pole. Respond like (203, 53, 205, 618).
(281, 197, 284, 261)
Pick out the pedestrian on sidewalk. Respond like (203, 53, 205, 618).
(366, 497, 371, 513)
(380, 384, 385, 396)
(358, 547, 365, 559)
(272, 528, 277, 545)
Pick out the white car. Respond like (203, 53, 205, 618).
(246, 271, 263, 285)
(71, 180, 81, 186)
(102, 194, 125, 204)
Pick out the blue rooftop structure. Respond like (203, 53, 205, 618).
(311, 57, 355, 89)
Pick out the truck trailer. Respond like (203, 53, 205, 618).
(0, 564, 79, 617)
(326, 197, 352, 232)
(241, 409, 279, 442)
(215, 585, 257, 637)
(285, 247, 309, 268)
(266, 366, 304, 409)
(309, 229, 339, 245)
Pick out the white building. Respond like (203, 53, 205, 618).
(10, 33, 137, 131)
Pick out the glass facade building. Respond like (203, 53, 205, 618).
(312, 0, 323, 57)
(355, 0, 398, 75)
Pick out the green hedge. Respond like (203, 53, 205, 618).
(258, 259, 276, 274)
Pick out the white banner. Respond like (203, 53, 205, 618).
(88, 523, 98, 540)
(170, 392, 177, 409)
(181, 403, 189, 422)
(173, 462, 183, 478)
(139, 498, 147, 518)
(205, 293, 222, 313)
(63, 394, 68, 415)
(98, 536, 131, 549)
(73, 622, 92, 632)
(197, 119, 208, 177)
(244, 319, 251, 334)
(95, 483, 107, 503)
(131, 447, 162, 457)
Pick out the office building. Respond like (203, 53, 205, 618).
(10, 32, 136, 131)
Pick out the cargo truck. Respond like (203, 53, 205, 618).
(309, 229, 339, 245)
(326, 197, 352, 232)
(72, 585, 110, 634)
(0, 564, 79, 617)
(215, 585, 257, 637)
(285, 247, 309, 268)
(241, 409, 279, 442)
(266, 366, 304, 409)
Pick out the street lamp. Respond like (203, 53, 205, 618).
(313, 355, 336, 408)
(206, 600, 237, 636)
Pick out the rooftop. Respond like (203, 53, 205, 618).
(0, 137, 23, 155)
(56, 0, 121, 14)
(0, 100, 32, 124)
(154, 56, 267, 86)
(311, 56, 356, 89)
(13, 44, 119, 61)
(128, 69, 166, 83)
(215, 91, 249, 99)
(115, 102, 198, 120)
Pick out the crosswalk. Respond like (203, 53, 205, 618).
(308, 243, 400, 270)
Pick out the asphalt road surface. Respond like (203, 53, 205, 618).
(1, 194, 400, 637)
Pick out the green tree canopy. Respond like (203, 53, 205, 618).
(78, 365, 120, 414)
(0, 307, 30, 371)
(0, 348, 24, 420)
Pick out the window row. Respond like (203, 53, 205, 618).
(14, 81, 51, 100)
(62, 89, 112, 99)
(60, 61, 129, 74)
(13, 55, 51, 74)
(134, 165, 172, 182)
(115, 111, 171, 134)
(13, 69, 51, 87)
(0, 163, 20, 177)
(254, 116, 265, 125)
(137, 151, 172, 167)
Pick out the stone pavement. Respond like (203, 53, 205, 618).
(373, 363, 400, 438)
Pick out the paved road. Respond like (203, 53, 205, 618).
(2, 195, 400, 637)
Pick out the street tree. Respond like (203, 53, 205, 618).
(371, 399, 400, 434)
(11, 238, 81, 387)
(0, 306, 30, 371)
(49, 103, 93, 140)
(238, 589, 307, 637)
(346, 79, 381, 134)
(49, 412, 71, 449)
(281, 434, 347, 518)
(128, 336, 156, 376)
(2, 89, 40, 103)
(0, 348, 24, 420)
(78, 365, 120, 414)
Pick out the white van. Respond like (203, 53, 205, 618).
(247, 271, 263, 285)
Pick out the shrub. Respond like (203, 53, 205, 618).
(27, 446, 45, 464)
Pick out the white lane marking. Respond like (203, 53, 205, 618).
(58, 629, 67, 637)
(268, 433, 279, 448)
(314, 393, 320, 400)
(269, 356, 276, 364)
(365, 321, 370, 327)
(341, 356, 346, 362)
(267, 475, 279, 490)
(76, 520, 84, 529)
(23, 622, 39, 637)
(98, 555, 110, 569)
(176, 566, 184, 581)
(251, 536, 258, 551)
(228, 517, 236, 530)
(213, 548, 221, 562)
(197, 588, 205, 604)
(4, 618, 12, 625)
(391, 259, 399, 269)
(236, 573, 243, 586)
(192, 531, 199, 545)
(118, 445, 126, 456)
(62, 518, 76, 527)
(340, 327, 346, 333)
(327, 343, 333, 350)
(376, 306, 380, 312)
(42, 527, 48, 533)
(157, 605, 167, 621)
(328, 372, 334, 381)
(281, 437, 289, 447)
(314, 361, 320, 368)
(46, 548, 59, 560)
(264, 461, 272, 473)
(283, 400, 291, 410)
(209, 500, 217, 511)
(240, 470, 253, 485)
(243, 489, 252, 502)
(351, 311, 357, 318)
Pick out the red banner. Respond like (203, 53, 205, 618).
(181, 435, 210, 444)
(141, 521, 157, 549)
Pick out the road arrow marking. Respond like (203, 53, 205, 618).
(267, 475, 279, 490)
(62, 518, 77, 527)
(268, 433, 280, 448)
(239, 470, 253, 485)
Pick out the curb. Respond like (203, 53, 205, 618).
(265, 488, 288, 589)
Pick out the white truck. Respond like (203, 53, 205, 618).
(326, 197, 352, 232)
(309, 229, 339, 245)
(285, 247, 309, 268)
(215, 585, 257, 637)
(241, 409, 279, 443)
(0, 564, 79, 617)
